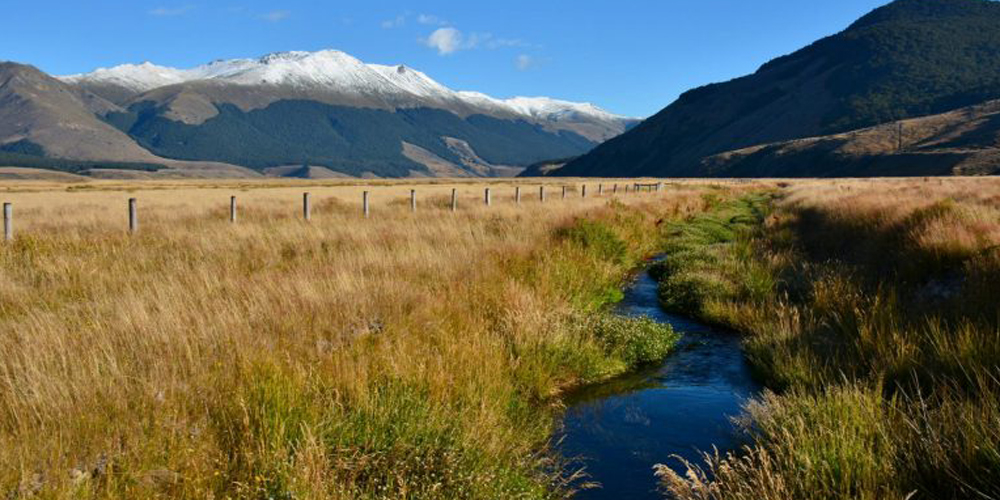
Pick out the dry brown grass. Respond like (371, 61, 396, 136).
(0, 177, 734, 499)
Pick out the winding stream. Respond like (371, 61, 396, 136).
(559, 266, 762, 499)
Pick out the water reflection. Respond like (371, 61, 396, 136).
(559, 269, 762, 500)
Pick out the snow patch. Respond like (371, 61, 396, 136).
(59, 50, 630, 123)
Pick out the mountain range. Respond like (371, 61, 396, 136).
(545, 0, 1000, 178)
(0, 50, 636, 178)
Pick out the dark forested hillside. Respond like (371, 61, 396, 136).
(107, 101, 597, 177)
(557, 0, 1000, 178)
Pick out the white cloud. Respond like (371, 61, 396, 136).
(149, 5, 194, 16)
(381, 14, 406, 29)
(515, 54, 534, 71)
(423, 27, 470, 55)
(420, 23, 532, 56)
(260, 10, 290, 22)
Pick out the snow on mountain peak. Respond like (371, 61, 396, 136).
(58, 49, 628, 122)
(61, 62, 190, 91)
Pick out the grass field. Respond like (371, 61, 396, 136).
(0, 177, 734, 499)
(653, 177, 1000, 500)
(4, 176, 995, 499)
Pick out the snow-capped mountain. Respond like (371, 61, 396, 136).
(7, 49, 641, 178)
(60, 50, 631, 136)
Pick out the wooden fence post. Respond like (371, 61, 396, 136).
(562, 186, 567, 200)
(410, 189, 416, 213)
(515, 186, 521, 205)
(128, 198, 138, 234)
(3, 203, 11, 242)
(230, 196, 237, 223)
(540, 186, 546, 203)
(582, 185, 587, 198)
(613, 184, 618, 194)
(598, 184, 603, 196)
(485, 188, 492, 207)
(363, 191, 370, 218)
(451, 188, 458, 212)
(303, 193, 311, 221)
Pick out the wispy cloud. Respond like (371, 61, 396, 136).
(515, 54, 535, 71)
(259, 10, 290, 22)
(488, 37, 530, 49)
(149, 5, 194, 16)
(417, 14, 447, 26)
(421, 28, 534, 57)
(381, 14, 406, 29)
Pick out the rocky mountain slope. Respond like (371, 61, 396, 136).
(554, 0, 1000, 178)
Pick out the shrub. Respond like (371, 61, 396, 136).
(589, 314, 680, 367)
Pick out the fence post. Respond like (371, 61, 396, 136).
(598, 184, 604, 196)
(540, 186, 546, 203)
(3, 203, 11, 242)
(562, 186, 567, 200)
(613, 184, 618, 194)
(582, 185, 587, 198)
(363, 191, 370, 218)
(451, 188, 458, 212)
(230, 196, 237, 223)
(485, 188, 492, 207)
(515, 186, 521, 205)
(303, 193, 311, 221)
(128, 198, 138, 234)
(657, 182, 663, 192)
(410, 189, 416, 213)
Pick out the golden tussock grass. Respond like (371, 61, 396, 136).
(0, 178, 734, 499)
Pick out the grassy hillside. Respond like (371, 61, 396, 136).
(107, 101, 597, 177)
(559, 0, 1000, 178)
(700, 99, 1000, 177)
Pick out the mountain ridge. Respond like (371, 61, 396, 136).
(556, 0, 1000, 178)
(0, 50, 637, 178)
(60, 50, 633, 142)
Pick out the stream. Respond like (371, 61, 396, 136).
(559, 266, 762, 499)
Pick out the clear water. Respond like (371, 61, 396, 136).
(559, 268, 762, 499)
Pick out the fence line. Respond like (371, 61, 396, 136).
(0, 182, 675, 238)
(3, 203, 11, 242)
(128, 198, 138, 234)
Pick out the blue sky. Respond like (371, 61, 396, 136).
(2, 0, 890, 117)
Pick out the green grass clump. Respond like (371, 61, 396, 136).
(556, 220, 630, 265)
(590, 315, 680, 368)
(651, 193, 775, 319)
